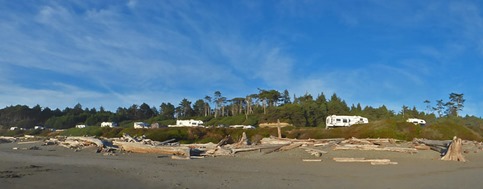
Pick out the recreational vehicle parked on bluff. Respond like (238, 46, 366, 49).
(406, 118, 426, 126)
(168, 120, 204, 128)
(325, 115, 369, 129)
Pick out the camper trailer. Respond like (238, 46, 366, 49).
(133, 122, 149, 129)
(406, 118, 426, 126)
(168, 119, 204, 127)
(101, 122, 118, 128)
(326, 115, 369, 129)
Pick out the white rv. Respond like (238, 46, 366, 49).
(34, 126, 45, 130)
(101, 122, 118, 128)
(75, 125, 86, 128)
(133, 122, 149, 129)
(325, 115, 369, 129)
(168, 119, 204, 127)
(406, 118, 426, 126)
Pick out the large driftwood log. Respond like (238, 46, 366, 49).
(67, 137, 104, 147)
(231, 144, 289, 154)
(260, 137, 292, 145)
(333, 157, 391, 163)
(333, 157, 397, 165)
(340, 137, 374, 145)
(114, 141, 190, 156)
(441, 136, 466, 162)
(334, 145, 417, 153)
(413, 138, 452, 153)
(279, 143, 303, 151)
(0, 136, 18, 143)
(413, 138, 451, 147)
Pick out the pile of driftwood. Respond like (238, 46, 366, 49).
(113, 133, 190, 157)
(4, 133, 478, 163)
(333, 137, 418, 153)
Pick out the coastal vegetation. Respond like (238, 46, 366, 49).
(0, 90, 481, 141)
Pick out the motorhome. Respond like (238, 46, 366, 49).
(133, 122, 149, 129)
(325, 115, 369, 129)
(34, 126, 45, 130)
(101, 122, 118, 128)
(75, 125, 86, 128)
(168, 120, 204, 127)
(406, 118, 426, 126)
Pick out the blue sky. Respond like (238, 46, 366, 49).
(1, 0, 482, 117)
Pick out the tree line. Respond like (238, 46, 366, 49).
(0, 90, 469, 129)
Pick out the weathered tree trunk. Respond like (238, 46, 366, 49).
(236, 132, 249, 146)
(441, 136, 466, 162)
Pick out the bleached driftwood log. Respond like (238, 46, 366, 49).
(260, 137, 292, 145)
(413, 138, 452, 153)
(334, 145, 417, 153)
(441, 136, 466, 162)
(333, 157, 397, 165)
(279, 143, 303, 151)
(67, 136, 104, 147)
(333, 157, 391, 163)
(114, 141, 190, 156)
(340, 137, 374, 145)
(231, 145, 286, 154)
(0, 136, 17, 143)
(302, 159, 322, 162)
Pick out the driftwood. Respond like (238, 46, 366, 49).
(334, 145, 417, 153)
(333, 157, 397, 165)
(364, 138, 400, 144)
(67, 137, 104, 147)
(0, 136, 17, 143)
(122, 133, 140, 143)
(217, 135, 233, 147)
(204, 146, 232, 156)
(413, 138, 453, 154)
(279, 143, 303, 151)
(231, 145, 286, 154)
(260, 137, 292, 145)
(333, 157, 391, 163)
(340, 137, 374, 145)
(159, 138, 177, 145)
(114, 141, 190, 156)
(441, 136, 466, 162)
(235, 132, 250, 146)
(413, 144, 431, 150)
(413, 138, 451, 147)
(371, 162, 398, 165)
(302, 159, 322, 162)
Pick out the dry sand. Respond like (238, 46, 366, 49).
(1, 141, 482, 189)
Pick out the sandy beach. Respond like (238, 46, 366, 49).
(1, 141, 482, 189)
